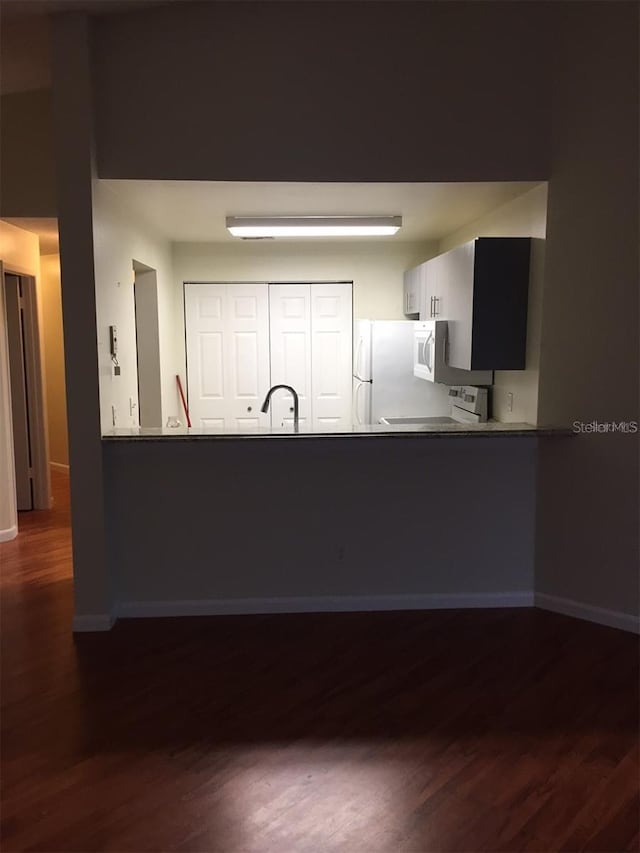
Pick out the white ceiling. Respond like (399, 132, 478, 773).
(3, 218, 59, 254)
(102, 180, 541, 244)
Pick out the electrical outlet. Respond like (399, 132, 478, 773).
(507, 392, 514, 412)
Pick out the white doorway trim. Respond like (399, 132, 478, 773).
(0, 259, 18, 540)
(2, 267, 51, 511)
(133, 260, 162, 428)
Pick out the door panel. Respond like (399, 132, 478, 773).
(311, 282, 352, 428)
(226, 285, 270, 425)
(185, 283, 270, 429)
(268, 284, 312, 428)
(186, 283, 228, 426)
(199, 333, 225, 398)
(201, 417, 225, 430)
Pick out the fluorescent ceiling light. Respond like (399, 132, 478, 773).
(226, 216, 402, 238)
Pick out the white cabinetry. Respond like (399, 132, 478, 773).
(412, 238, 531, 371)
(421, 252, 447, 320)
(403, 265, 422, 316)
(444, 238, 531, 370)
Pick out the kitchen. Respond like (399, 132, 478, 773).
(91, 178, 551, 620)
(96, 179, 547, 442)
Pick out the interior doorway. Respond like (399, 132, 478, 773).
(133, 260, 162, 428)
(3, 270, 51, 511)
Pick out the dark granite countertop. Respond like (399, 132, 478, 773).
(102, 422, 572, 441)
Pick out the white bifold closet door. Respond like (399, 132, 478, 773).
(268, 284, 312, 429)
(269, 282, 352, 429)
(185, 283, 270, 429)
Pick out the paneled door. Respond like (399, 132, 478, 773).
(268, 284, 312, 429)
(310, 282, 353, 428)
(185, 283, 270, 429)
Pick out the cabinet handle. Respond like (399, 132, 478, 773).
(430, 295, 434, 318)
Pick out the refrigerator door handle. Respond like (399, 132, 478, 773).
(355, 337, 364, 379)
(354, 380, 365, 425)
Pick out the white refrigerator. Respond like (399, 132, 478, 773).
(353, 320, 451, 425)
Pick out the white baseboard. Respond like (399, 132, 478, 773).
(116, 591, 534, 619)
(50, 462, 70, 473)
(72, 613, 115, 632)
(0, 525, 18, 543)
(535, 593, 640, 634)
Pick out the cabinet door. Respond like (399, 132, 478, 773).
(310, 282, 353, 428)
(444, 241, 476, 370)
(403, 267, 420, 316)
(268, 284, 312, 429)
(423, 255, 444, 319)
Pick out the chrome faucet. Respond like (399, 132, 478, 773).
(260, 385, 300, 433)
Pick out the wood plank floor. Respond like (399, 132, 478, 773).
(1, 469, 638, 852)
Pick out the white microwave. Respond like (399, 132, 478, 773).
(414, 321, 493, 385)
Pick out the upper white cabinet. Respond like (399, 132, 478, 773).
(403, 265, 423, 316)
(413, 238, 531, 371)
(422, 252, 448, 320)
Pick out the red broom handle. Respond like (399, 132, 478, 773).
(176, 375, 191, 427)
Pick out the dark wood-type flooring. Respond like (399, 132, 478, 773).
(1, 470, 638, 852)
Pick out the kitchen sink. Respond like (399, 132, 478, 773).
(379, 416, 456, 425)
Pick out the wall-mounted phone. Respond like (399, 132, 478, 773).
(109, 325, 118, 357)
(109, 325, 121, 375)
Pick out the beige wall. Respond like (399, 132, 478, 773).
(171, 239, 436, 371)
(40, 253, 68, 466)
(438, 184, 548, 425)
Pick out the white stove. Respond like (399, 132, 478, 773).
(379, 386, 489, 426)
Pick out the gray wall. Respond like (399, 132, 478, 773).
(92, 1, 550, 182)
(50, 1, 638, 622)
(0, 90, 56, 217)
(51, 15, 110, 620)
(104, 437, 536, 607)
(536, 3, 639, 617)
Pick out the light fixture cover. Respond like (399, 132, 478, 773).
(226, 215, 402, 238)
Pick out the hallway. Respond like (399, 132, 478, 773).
(0, 471, 638, 852)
